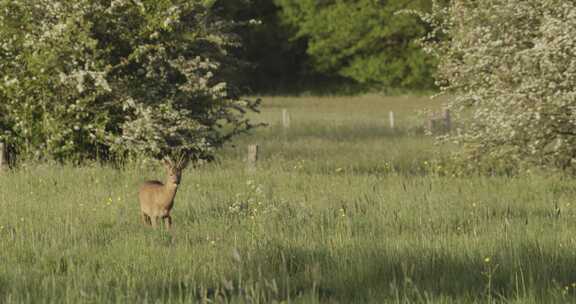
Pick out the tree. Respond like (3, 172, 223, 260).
(0, 0, 259, 163)
(215, 0, 319, 94)
(275, 0, 436, 91)
(420, 0, 576, 171)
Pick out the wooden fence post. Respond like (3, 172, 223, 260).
(0, 142, 5, 172)
(282, 109, 291, 129)
(247, 144, 259, 171)
(443, 109, 451, 132)
(389, 111, 395, 129)
(427, 110, 452, 135)
(427, 114, 435, 134)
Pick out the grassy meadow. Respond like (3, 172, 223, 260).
(2, 95, 576, 303)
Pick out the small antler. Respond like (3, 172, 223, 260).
(162, 157, 173, 168)
(176, 153, 184, 168)
(173, 151, 191, 169)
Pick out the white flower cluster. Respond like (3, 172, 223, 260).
(0, 0, 259, 161)
(420, 0, 576, 170)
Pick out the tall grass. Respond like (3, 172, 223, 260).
(1, 95, 575, 303)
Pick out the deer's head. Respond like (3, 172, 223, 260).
(163, 155, 190, 186)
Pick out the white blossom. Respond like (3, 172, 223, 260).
(420, 0, 576, 170)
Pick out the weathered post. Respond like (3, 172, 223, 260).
(443, 109, 451, 132)
(389, 111, 395, 129)
(427, 114, 435, 134)
(247, 144, 259, 171)
(0, 142, 5, 172)
(282, 109, 291, 129)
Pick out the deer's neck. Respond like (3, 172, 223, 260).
(163, 181, 179, 201)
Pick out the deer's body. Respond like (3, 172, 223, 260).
(139, 158, 188, 229)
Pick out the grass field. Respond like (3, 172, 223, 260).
(2, 95, 576, 303)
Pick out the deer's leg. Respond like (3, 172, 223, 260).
(141, 212, 151, 226)
(164, 215, 172, 230)
(150, 216, 158, 228)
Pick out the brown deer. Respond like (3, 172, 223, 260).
(138, 156, 189, 229)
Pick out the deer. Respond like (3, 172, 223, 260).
(138, 156, 189, 229)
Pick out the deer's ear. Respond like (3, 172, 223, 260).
(163, 158, 172, 168)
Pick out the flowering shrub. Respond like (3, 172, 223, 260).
(0, 0, 259, 162)
(418, 0, 576, 171)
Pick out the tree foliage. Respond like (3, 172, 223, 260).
(420, 0, 576, 171)
(275, 0, 436, 90)
(0, 0, 259, 162)
(216, 0, 321, 94)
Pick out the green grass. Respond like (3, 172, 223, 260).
(2, 95, 576, 303)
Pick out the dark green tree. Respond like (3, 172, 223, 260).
(276, 0, 436, 91)
(215, 0, 317, 94)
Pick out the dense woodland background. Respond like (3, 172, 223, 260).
(223, 0, 437, 94)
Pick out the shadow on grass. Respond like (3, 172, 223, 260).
(94, 239, 576, 303)
(238, 242, 576, 303)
